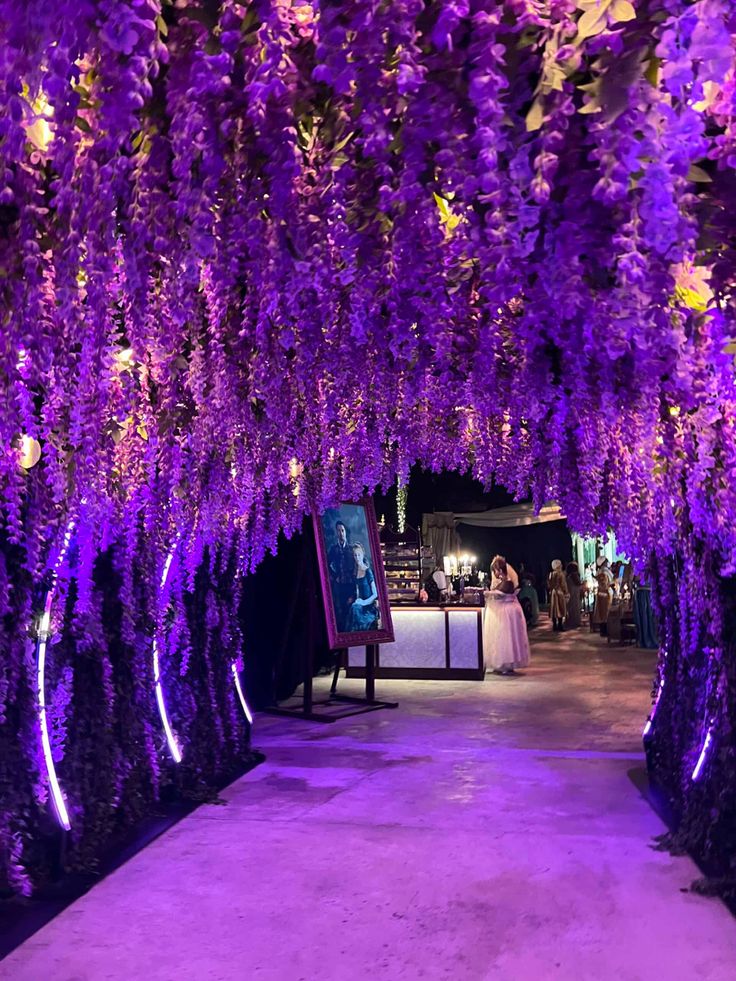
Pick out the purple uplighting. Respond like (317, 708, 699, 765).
(692, 726, 714, 783)
(154, 542, 182, 763)
(642, 676, 666, 739)
(231, 663, 254, 726)
(36, 519, 76, 830)
(1, 0, 735, 900)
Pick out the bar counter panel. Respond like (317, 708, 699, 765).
(378, 609, 446, 669)
(347, 605, 484, 680)
(449, 611, 483, 670)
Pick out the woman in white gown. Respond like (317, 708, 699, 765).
(483, 556, 531, 675)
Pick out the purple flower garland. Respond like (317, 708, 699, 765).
(0, 0, 735, 893)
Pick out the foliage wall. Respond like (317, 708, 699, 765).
(1, 0, 735, 891)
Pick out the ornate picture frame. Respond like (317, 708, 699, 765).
(313, 498, 395, 650)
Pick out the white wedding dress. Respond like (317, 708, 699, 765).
(482, 590, 531, 671)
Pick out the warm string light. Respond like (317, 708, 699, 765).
(396, 484, 407, 534)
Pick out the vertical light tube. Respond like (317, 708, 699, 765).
(36, 519, 75, 830)
(642, 675, 665, 738)
(692, 726, 714, 782)
(231, 662, 253, 725)
(154, 541, 182, 763)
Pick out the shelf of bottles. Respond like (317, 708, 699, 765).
(380, 525, 422, 606)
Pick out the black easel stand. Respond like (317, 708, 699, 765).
(269, 643, 397, 723)
(265, 522, 398, 723)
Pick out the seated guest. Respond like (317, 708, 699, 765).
(518, 573, 540, 627)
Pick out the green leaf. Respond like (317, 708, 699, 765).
(687, 163, 712, 183)
(576, 2, 611, 39)
(525, 99, 544, 132)
(644, 55, 662, 88)
(541, 64, 567, 94)
(610, 0, 636, 22)
(333, 131, 354, 152)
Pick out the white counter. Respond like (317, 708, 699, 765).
(347, 606, 484, 680)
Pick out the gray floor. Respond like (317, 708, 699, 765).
(3, 625, 736, 980)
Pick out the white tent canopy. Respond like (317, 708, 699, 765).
(453, 503, 565, 528)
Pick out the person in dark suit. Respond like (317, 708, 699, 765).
(328, 520, 354, 632)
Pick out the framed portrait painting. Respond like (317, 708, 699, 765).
(313, 498, 395, 650)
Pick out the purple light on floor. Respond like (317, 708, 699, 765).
(231, 662, 253, 725)
(36, 518, 76, 830)
(154, 541, 182, 763)
(692, 726, 714, 782)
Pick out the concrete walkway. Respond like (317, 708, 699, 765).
(3, 626, 736, 980)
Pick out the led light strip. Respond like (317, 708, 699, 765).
(642, 646, 668, 739)
(692, 725, 714, 782)
(154, 541, 182, 763)
(231, 662, 253, 725)
(642, 675, 665, 738)
(36, 519, 75, 830)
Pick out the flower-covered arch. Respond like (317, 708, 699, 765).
(1, 0, 735, 893)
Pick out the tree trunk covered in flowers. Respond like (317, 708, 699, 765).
(0, 521, 251, 894)
(1, 0, 735, 892)
(646, 555, 736, 886)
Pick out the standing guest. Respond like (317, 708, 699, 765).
(593, 556, 614, 636)
(431, 563, 451, 603)
(491, 555, 519, 591)
(548, 559, 569, 632)
(565, 561, 582, 629)
(483, 556, 531, 675)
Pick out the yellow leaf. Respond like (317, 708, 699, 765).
(137, 424, 148, 440)
(576, 3, 611, 39)
(578, 100, 602, 114)
(433, 192, 450, 218)
(525, 99, 544, 132)
(18, 435, 41, 469)
(675, 286, 709, 313)
(610, 0, 636, 22)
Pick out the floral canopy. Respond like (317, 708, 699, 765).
(0, 0, 735, 895)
